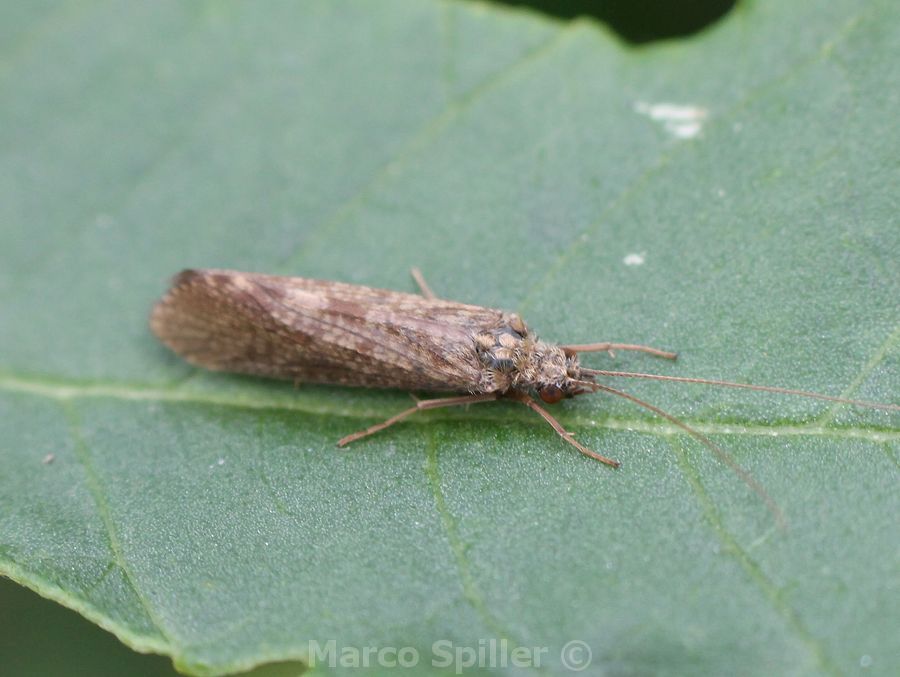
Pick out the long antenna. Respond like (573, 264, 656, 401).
(581, 369, 900, 412)
(562, 343, 678, 360)
(590, 382, 786, 528)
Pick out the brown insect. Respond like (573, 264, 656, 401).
(151, 268, 898, 518)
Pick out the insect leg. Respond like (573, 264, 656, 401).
(337, 393, 499, 447)
(410, 267, 438, 300)
(561, 342, 677, 360)
(509, 393, 620, 467)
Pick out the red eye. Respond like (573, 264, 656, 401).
(539, 385, 564, 404)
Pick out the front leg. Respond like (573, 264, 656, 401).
(337, 393, 499, 447)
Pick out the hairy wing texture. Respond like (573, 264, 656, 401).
(150, 269, 506, 391)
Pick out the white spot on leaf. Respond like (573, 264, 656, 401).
(635, 101, 708, 139)
(623, 252, 646, 266)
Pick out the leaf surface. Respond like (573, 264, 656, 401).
(1, 1, 898, 674)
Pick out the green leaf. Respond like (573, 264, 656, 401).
(1, 1, 898, 675)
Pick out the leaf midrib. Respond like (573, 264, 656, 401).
(2, 371, 896, 443)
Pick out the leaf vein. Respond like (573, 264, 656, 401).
(815, 324, 900, 427)
(2, 372, 896, 442)
(275, 25, 573, 272)
(669, 438, 841, 677)
(61, 400, 177, 650)
(424, 434, 545, 672)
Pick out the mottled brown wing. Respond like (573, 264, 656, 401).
(150, 269, 509, 392)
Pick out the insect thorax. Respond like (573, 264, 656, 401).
(473, 314, 580, 398)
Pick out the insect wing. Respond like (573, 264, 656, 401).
(150, 269, 498, 391)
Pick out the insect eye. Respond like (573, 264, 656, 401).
(539, 384, 564, 404)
